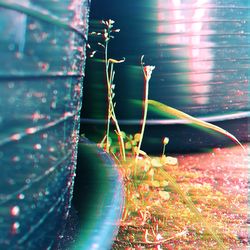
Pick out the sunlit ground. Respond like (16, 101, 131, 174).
(112, 144, 249, 249)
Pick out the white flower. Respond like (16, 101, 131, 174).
(143, 65, 155, 81)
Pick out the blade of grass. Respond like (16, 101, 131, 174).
(158, 168, 227, 250)
(145, 99, 245, 151)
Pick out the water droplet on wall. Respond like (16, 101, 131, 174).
(38, 62, 49, 71)
(25, 127, 37, 134)
(50, 101, 57, 109)
(48, 147, 55, 152)
(25, 178, 31, 184)
(41, 133, 48, 139)
(10, 133, 21, 141)
(41, 97, 47, 103)
(34, 144, 42, 150)
(31, 112, 45, 122)
(11, 222, 20, 234)
(12, 156, 20, 162)
(10, 206, 20, 217)
(26, 92, 32, 98)
(50, 38, 57, 45)
(17, 194, 25, 200)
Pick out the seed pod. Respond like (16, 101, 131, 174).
(163, 137, 169, 145)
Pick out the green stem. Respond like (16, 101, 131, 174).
(162, 144, 166, 157)
(104, 34, 126, 161)
(108, 68, 126, 161)
(135, 75, 149, 163)
(105, 39, 111, 153)
(112, 113, 126, 161)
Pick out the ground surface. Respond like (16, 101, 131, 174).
(112, 144, 249, 249)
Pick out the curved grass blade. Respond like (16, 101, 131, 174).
(158, 168, 227, 250)
(147, 99, 245, 151)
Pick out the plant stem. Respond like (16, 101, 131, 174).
(162, 144, 166, 157)
(135, 61, 154, 163)
(112, 113, 126, 161)
(105, 38, 111, 153)
(108, 64, 126, 161)
(104, 29, 126, 161)
(135, 76, 149, 163)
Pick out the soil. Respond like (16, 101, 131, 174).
(112, 144, 249, 249)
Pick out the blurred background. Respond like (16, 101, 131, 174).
(80, 0, 250, 153)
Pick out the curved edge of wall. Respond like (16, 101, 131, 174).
(55, 137, 124, 250)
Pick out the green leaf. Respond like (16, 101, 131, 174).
(132, 99, 245, 150)
(148, 99, 245, 150)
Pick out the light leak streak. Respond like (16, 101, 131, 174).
(157, 0, 214, 105)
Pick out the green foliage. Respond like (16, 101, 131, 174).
(132, 99, 245, 151)
(87, 20, 244, 249)
(147, 99, 245, 150)
(89, 19, 126, 161)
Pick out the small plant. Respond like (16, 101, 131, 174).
(88, 19, 126, 161)
(86, 20, 245, 249)
(135, 56, 155, 163)
(161, 137, 169, 158)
